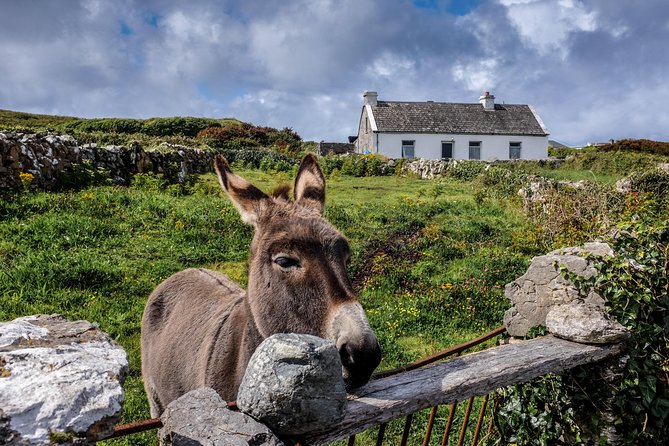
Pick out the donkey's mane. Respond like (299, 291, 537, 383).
(270, 183, 291, 200)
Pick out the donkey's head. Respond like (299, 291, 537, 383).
(214, 154, 381, 388)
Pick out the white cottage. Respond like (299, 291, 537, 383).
(354, 91, 549, 160)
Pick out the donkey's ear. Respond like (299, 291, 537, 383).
(214, 155, 268, 225)
(294, 153, 325, 214)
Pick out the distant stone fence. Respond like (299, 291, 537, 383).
(402, 157, 564, 179)
(0, 132, 215, 191)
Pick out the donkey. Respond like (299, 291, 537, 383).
(141, 154, 382, 417)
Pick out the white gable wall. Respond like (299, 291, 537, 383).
(375, 133, 548, 160)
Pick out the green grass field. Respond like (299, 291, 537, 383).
(0, 169, 544, 444)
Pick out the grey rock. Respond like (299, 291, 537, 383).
(237, 334, 347, 436)
(159, 388, 283, 446)
(546, 301, 630, 344)
(0, 314, 128, 445)
(504, 242, 612, 337)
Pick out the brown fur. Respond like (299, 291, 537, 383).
(141, 154, 381, 417)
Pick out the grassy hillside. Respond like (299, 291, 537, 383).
(0, 108, 241, 133)
(1, 158, 668, 444)
(0, 170, 541, 445)
(0, 108, 80, 129)
(2, 110, 668, 443)
(0, 108, 305, 152)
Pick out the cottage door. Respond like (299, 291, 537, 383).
(441, 142, 453, 159)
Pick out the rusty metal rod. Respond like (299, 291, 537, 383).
(471, 394, 489, 446)
(441, 401, 459, 446)
(422, 406, 439, 446)
(456, 397, 475, 446)
(109, 417, 162, 438)
(373, 325, 506, 380)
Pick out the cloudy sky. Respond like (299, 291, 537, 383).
(1, 0, 668, 146)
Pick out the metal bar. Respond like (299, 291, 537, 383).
(373, 326, 506, 380)
(471, 394, 489, 446)
(109, 417, 162, 438)
(422, 406, 439, 446)
(375, 423, 387, 446)
(456, 397, 474, 446)
(441, 402, 458, 446)
(400, 413, 414, 446)
(487, 399, 499, 437)
(347, 434, 356, 446)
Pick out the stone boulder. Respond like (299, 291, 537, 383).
(237, 334, 347, 436)
(402, 159, 448, 179)
(504, 242, 613, 337)
(0, 315, 128, 445)
(545, 300, 630, 344)
(159, 388, 283, 446)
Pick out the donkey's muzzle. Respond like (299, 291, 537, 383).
(339, 335, 382, 389)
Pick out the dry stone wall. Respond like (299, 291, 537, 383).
(0, 132, 215, 190)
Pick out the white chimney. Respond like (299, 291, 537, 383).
(363, 91, 378, 106)
(479, 91, 495, 110)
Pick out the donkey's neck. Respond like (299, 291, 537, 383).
(203, 293, 264, 401)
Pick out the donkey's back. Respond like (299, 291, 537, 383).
(141, 267, 248, 416)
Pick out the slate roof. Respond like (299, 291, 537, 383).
(370, 101, 548, 136)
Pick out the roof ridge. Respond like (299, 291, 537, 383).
(376, 100, 528, 107)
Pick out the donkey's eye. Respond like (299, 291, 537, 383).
(274, 256, 301, 269)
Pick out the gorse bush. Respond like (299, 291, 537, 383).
(319, 154, 395, 177)
(597, 139, 669, 156)
(196, 123, 302, 152)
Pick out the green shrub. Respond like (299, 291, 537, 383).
(496, 220, 669, 445)
(561, 150, 664, 176)
(627, 168, 669, 200)
(597, 139, 669, 156)
(141, 117, 221, 137)
(548, 146, 579, 157)
(196, 123, 302, 152)
(55, 161, 112, 190)
(319, 155, 345, 175)
(447, 160, 486, 181)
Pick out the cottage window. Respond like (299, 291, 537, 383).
(441, 141, 453, 159)
(401, 140, 415, 159)
(365, 117, 368, 132)
(468, 141, 481, 160)
(509, 142, 521, 159)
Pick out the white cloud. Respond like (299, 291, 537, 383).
(451, 59, 499, 93)
(499, 0, 598, 58)
(1, 0, 669, 144)
(366, 52, 415, 78)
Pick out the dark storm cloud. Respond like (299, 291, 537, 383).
(0, 0, 667, 144)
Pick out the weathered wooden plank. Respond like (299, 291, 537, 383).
(304, 335, 624, 445)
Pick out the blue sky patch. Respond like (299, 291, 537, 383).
(414, 0, 482, 15)
(143, 11, 160, 28)
(119, 21, 132, 36)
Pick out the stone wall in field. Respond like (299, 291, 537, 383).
(0, 132, 215, 191)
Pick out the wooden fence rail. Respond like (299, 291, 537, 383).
(304, 335, 624, 445)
